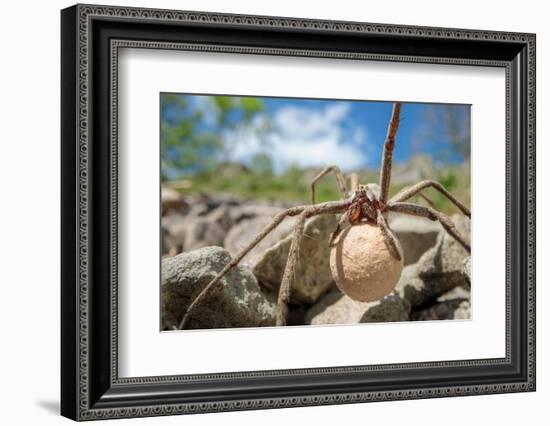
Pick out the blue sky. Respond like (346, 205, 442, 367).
(163, 94, 470, 174)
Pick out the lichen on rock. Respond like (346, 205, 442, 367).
(162, 246, 276, 330)
(395, 214, 471, 309)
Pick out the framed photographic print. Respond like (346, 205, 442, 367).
(61, 3, 536, 421)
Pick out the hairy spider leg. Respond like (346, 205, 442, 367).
(389, 180, 471, 217)
(179, 200, 351, 329)
(388, 202, 470, 253)
(310, 165, 348, 204)
(376, 211, 402, 261)
(379, 103, 402, 206)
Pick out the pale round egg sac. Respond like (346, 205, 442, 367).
(329, 222, 404, 302)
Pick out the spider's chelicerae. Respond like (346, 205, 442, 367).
(179, 102, 470, 329)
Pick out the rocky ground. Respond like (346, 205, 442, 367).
(161, 187, 471, 330)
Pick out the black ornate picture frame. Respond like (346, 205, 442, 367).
(61, 3, 536, 421)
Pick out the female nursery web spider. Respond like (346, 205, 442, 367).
(178, 102, 471, 329)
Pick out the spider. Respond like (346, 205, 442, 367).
(178, 102, 471, 329)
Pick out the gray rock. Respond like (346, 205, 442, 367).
(161, 206, 232, 256)
(224, 215, 295, 268)
(186, 203, 210, 217)
(161, 187, 189, 216)
(253, 214, 339, 304)
(305, 292, 410, 325)
(462, 257, 471, 289)
(161, 226, 169, 256)
(161, 201, 292, 257)
(389, 214, 441, 265)
(167, 205, 239, 253)
(395, 214, 471, 307)
(181, 216, 226, 252)
(161, 213, 188, 256)
(207, 204, 235, 231)
(412, 299, 470, 320)
(412, 287, 471, 321)
(162, 246, 276, 330)
(419, 214, 471, 275)
(228, 204, 285, 223)
(205, 193, 242, 210)
(394, 264, 431, 308)
(438, 285, 470, 301)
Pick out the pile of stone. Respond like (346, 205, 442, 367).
(161, 189, 471, 330)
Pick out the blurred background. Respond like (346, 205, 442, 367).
(161, 94, 470, 212)
(160, 89, 472, 330)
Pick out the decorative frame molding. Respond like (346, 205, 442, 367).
(61, 3, 535, 421)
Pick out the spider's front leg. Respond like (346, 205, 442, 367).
(277, 200, 352, 326)
(276, 211, 307, 326)
(378, 102, 402, 205)
(312, 169, 360, 246)
(390, 180, 471, 217)
(179, 204, 307, 329)
(329, 210, 350, 246)
(310, 165, 347, 204)
(376, 211, 402, 261)
(179, 200, 351, 329)
(388, 202, 470, 253)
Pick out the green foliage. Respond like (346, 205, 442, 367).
(160, 94, 265, 180)
(250, 153, 274, 176)
(189, 166, 311, 202)
(412, 105, 470, 162)
(161, 94, 470, 215)
(174, 164, 470, 215)
(392, 167, 470, 214)
(240, 97, 265, 119)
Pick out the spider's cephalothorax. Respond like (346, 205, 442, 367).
(349, 183, 382, 225)
(179, 102, 472, 329)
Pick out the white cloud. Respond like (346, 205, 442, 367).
(324, 102, 351, 122)
(224, 102, 368, 173)
(351, 127, 367, 145)
(191, 95, 220, 126)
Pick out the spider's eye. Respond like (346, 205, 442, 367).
(353, 188, 367, 200)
